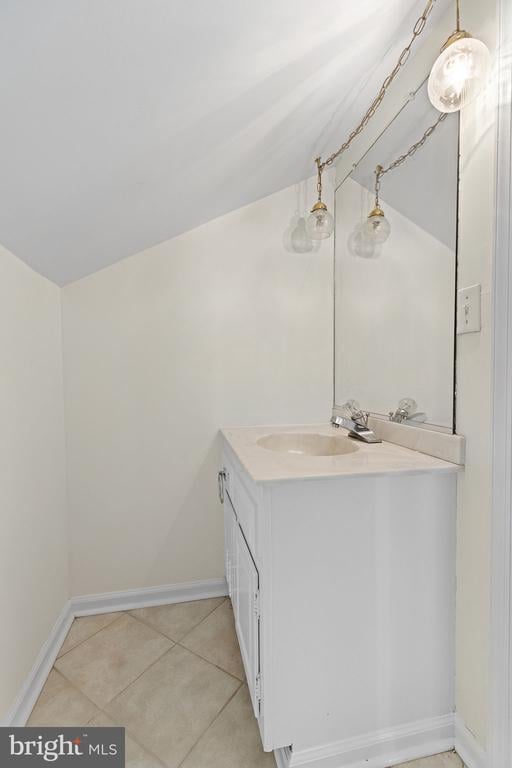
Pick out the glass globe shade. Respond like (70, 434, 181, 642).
(364, 211, 391, 244)
(306, 205, 334, 240)
(348, 223, 377, 259)
(290, 216, 314, 253)
(428, 35, 490, 113)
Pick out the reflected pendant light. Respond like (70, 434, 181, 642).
(306, 158, 334, 241)
(364, 165, 391, 245)
(428, 0, 490, 113)
(363, 112, 447, 248)
(364, 205, 391, 244)
(291, 216, 314, 253)
(306, 0, 438, 242)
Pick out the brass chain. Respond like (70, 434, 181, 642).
(374, 111, 447, 205)
(316, 157, 322, 201)
(318, 0, 438, 179)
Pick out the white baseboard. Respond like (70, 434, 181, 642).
(1, 602, 74, 727)
(70, 577, 228, 616)
(2, 577, 228, 726)
(454, 714, 487, 768)
(274, 713, 455, 768)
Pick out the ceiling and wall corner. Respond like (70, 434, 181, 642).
(0, 0, 447, 285)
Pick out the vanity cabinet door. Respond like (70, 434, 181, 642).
(224, 494, 238, 605)
(235, 526, 260, 718)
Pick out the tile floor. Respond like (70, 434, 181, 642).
(28, 597, 464, 768)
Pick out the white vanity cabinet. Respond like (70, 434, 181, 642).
(223, 489, 260, 716)
(220, 427, 458, 768)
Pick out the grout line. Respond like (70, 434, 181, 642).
(101, 644, 175, 709)
(31, 607, 247, 768)
(174, 681, 244, 768)
(175, 598, 245, 684)
(35, 668, 103, 721)
(56, 613, 125, 660)
(176, 598, 228, 645)
(32, 599, 243, 738)
(59, 604, 241, 714)
(88, 709, 167, 768)
(177, 642, 245, 684)
(88, 633, 242, 768)
(122, 611, 178, 640)
(54, 622, 175, 713)
(127, 597, 227, 644)
(89, 632, 244, 768)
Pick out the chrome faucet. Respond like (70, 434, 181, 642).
(331, 400, 382, 444)
(388, 398, 427, 424)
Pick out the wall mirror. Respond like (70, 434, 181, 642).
(334, 80, 459, 433)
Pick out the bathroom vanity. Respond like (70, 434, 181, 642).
(218, 69, 463, 768)
(219, 424, 459, 768)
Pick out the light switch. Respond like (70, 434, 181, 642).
(457, 284, 481, 334)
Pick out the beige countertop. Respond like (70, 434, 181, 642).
(221, 423, 460, 483)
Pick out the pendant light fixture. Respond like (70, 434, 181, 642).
(306, 0, 437, 240)
(306, 158, 334, 240)
(364, 165, 391, 244)
(428, 0, 490, 113)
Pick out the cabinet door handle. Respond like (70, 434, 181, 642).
(218, 470, 226, 503)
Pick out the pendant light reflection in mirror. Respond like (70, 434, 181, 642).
(354, 111, 448, 256)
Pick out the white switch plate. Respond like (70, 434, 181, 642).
(457, 284, 481, 334)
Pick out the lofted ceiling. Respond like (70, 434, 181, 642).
(0, 0, 445, 284)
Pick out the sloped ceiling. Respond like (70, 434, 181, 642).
(0, 0, 446, 284)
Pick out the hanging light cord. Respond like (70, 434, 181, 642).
(373, 111, 447, 206)
(315, 0, 439, 200)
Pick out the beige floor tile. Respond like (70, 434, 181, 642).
(87, 711, 165, 768)
(105, 645, 240, 768)
(55, 613, 172, 708)
(395, 751, 463, 768)
(27, 669, 100, 726)
(181, 684, 274, 768)
(58, 613, 123, 657)
(180, 600, 244, 680)
(129, 598, 225, 642)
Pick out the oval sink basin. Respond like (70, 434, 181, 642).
(257, 433, 358, 457)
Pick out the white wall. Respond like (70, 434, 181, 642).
(62, 177, 333, 596)
(454, 0, 498, 746)
(333, 0, 497, 748)
(335, 176, 455, 429)
(0, 245, 67, 720)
